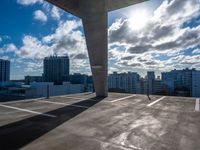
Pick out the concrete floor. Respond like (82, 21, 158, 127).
(0, 92, 199, 150)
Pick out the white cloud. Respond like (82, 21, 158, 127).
(108, 0, 200, 73)
(192, 48, 200, 54)
(0, 43, 18, 54)
(25, 61, 43, 73)
(33, 10, 47, 22)
(9, 19, 90, 74)
(17, 0, 43, 5)
(43, 20, 82, 42)
(5, 44, 18, 52)
(42, 20, 89, 73)
(0, 37, 2, 42)
(6, 0, 200, 76)
(18, 35, 53, 59)
(42, 20, 86, 56)
(51, 6, 62, 20)
(9, 20, 84, 60)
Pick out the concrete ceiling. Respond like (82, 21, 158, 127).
(46, 0, 148, 17)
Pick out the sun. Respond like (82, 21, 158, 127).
(128, 10, 149, 31)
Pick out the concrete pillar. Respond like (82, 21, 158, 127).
(45, 0, 147, 97)
(79, 0, 108, 97)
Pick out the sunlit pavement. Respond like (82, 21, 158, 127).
(0, 92, 200, 150)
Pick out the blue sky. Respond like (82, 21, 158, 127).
(0, 0, 200, 79)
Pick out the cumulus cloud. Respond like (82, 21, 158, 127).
(18, 35, 53, 59)
(0, 43, 18, 54)
(51, 6, 62, 20)
(127, 45, 152, 54)
(25, 61, 43, 73)
(33, 10, 47, 22)
(72, 53, 88, 60)
(5, 44, 18, 52)
(16, 20, 84, 58)
(108, 0, 200, 72)
(17, 0, 43, 5)
(4, 19, 90, 75)
(4, 0, 200, 76)
(42, 20, 86, 56)
(192, 48, 200, 54)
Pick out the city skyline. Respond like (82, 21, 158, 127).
(2, 56, 200, 80)
(0, 0, 200, 80)
(108, 68, 200, 97)
(1, 58, 200, 99)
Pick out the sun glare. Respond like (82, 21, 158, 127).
(128, 10, 149, 31)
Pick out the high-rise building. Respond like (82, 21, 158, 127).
(43, 56, 69, 84)
(153, 80, 166, 95)
(147, 71, 155, 95)
(192, 71, 200, 97)
(0, 59, 10, 82)
(135, 78, 147, 94)
(108, 72, 140, 93)
(162, 68, 194, 96)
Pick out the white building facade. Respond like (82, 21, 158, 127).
(26, 82, 84, 98)
(108, 72, 140, 93)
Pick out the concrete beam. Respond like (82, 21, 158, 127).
(108, 0, 148, 11)
(45, 0, 80, 17)
(80, 0, 108, 97)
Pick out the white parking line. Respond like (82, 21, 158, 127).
(56, 97, 97, 103)
(147, 96, 166, 107)
(195, 98, 200, 111)
(56, 92, 92, 99)
(62, 96, 84, 100)
(111, 95, 136, 102)
(1, 97, 45, 105)
(0, 104, 56, 118)
(40, 100, 89, 109)
(65, 92, 92, 97)
(61, 96, 104, 102)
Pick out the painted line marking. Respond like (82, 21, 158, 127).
(57, 96, 98, 103)
(62, 96, 84, 100)
(56, 92, 92, 98)
(1, 96, 100, 110)
(111, 95, 136, 103)
(60, 96, 104, 102)
(147, 96, 166, 107)
(195, 98, 200, 111)
(40, 100, 89, 109)
(1, 97, 45, 105)
(0, 92, 93, 105)
(0, 104, 56, 118)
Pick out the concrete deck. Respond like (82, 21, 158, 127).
(0, 92, 200, 150)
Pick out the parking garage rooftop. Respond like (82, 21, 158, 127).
(0, 92, 200, 150)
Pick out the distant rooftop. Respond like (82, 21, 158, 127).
(0, 93, 200, 150)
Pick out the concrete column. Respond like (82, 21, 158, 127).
(79, 0, 108, 97)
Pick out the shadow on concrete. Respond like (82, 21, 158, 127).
(0, 97, 104, 150)
(0, 94, 26, 102)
